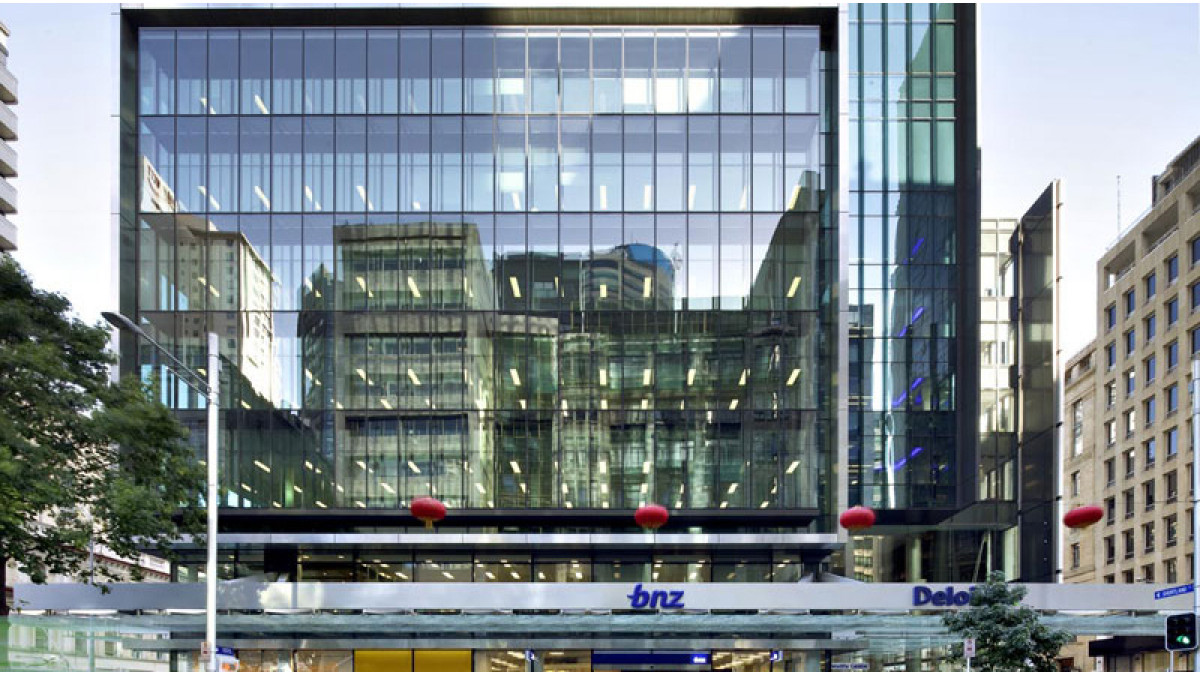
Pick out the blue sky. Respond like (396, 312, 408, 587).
(3, 3, 1199, 358)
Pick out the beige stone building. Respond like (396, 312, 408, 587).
(1065, 133, 1200, 670)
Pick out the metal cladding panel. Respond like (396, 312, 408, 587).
(14, 581, 1198, 613)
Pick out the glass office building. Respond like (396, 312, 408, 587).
(110, 3, 1039, 669)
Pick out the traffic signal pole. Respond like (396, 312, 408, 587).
(1191, 358, 1200, 673)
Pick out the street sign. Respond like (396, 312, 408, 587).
(1156, 583, 1195, 600)
(963, 638, 976, 658)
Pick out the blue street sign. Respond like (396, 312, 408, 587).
(1156, 584, 1195, 600)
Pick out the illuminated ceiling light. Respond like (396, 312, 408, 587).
(787, 368, 801, 386)
(510, 461, 522, 475)
(380, 398, 392, 410)
(787, 275, 802, 299)
(407, 276, 422, 298)
(640, 398, 649, 410)
(602, 500, 610, 508)
(640, 483, 648, 494)
(304, 185, 314, 202)
(599, 368, 608, 386)
(336, 483, 344, 493)
(475, 482, 487, 494)
(316, 500, 328, 509)
(760, 501, 769, 508)
(412, 200, 422, 210)
(254, 460, 271, 474)
(509, 368, 521, 386)
(687, 368, 696, 386)
(561, 483, 570, 495)
(240, 483, 253, 492)
(485, 571, 496, 580)
(442, 571, 454, 580)
(304, 461, 314, 471)
(600, 484, 609, 494)
(738, 369, 748, 386)
(408, 369, 422, 386)
(509, 276, 522, 298)
(643, 276, 652, 298)
(408, 461, 421, 474)
(272, 501, 282, 508)
(599, 283, 608, 298)
(643, 369, 653, 386)
(380, 482, 396, 494)
(254, 94, 270, 115)
(727, 482, 739, 494)
(356, 368, 367, 380)
(642, 461, 651, 474)
(575, 571, 583, 580)
(253, 185, 271, 209)
(292, 485, 303, 494)
(240, 400, 251, 410)
(355, 500, 366, 508)
(598, 460, 608, 474)
(729, 398, 739, 410)
(720, 501, 728, 509)
(706, 410, 714, 423)
(356, 461, 368, 471)
(518, 399, 527, 410)
(519, 482, 527, 493)
(786, 460, 800, 475)
(600, 399, 609, 410)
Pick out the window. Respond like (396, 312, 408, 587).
(1124, 488, 1135, 517)
(1168, 471, 1179, 501)
(1125, 329, 1136, 356)
(1105, 420, 1117, 447)
(1146, 272, 1157, 300)
(1104, 536, 1116, 564)
(1105, 574, 1116, 584)
(1146, 355, 1157, 383)
(1106, 342, 1117, 370)
(1192, 326, 1200, 354)
(1105, 497, 1116, 524)
(1070, 470, 1080, 497)
(1168, 427, 1180, 457)
(1124, 529, 1135, 558)
(1124, 409, 1136, 437)
(1168, 340, 1180, 370)
(1126, 369, 1136, 396)
(1167, 558, 1178, 584)
(1168, 297, 1179, 325)
(1145, 314, 1156, 343)
(1144, 479, 1156, 511)
(1105, 458, 1116, 486)
(1145, 438, 1157, 467)
(1144, 522, 1156, 553)
(1169, 384, 1179, 413)
(1106, 381, 1117, 408)
(1167, 514, 1179, 546)
(1125, 449, 1136, 477)
(1192, 282, 1200, 311)
(1192, 237, 1200, 266)
(1169, 255, 1179, 283)
(1106, 304, 1117, 331)
(1126, 289, 1136, 316)
(1070, 543, 1080, 569)
(1123, 569, 1135, 583)
(1145, 396, 1157, 426)
(1071, 401, 1084, 456)
(1142, 563, 1155, 582)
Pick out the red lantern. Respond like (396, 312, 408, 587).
(635, 504, 670, 530)
(839, 506, 876, 531)
(1063, 505, 1103, 530)
(410, 496, 446, 530)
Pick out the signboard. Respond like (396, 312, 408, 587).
(1156, 583, 1195, 600)
(963, 638, 976, 658)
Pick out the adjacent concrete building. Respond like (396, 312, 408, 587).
(0, 21, 18, 251)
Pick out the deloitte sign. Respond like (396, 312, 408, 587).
(912, 585, 975, 608)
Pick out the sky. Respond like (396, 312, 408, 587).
(2, 3, 1199, 360)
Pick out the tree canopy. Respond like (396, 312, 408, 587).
(0, 253, 204, 611)
(942, 570, 1073, 671)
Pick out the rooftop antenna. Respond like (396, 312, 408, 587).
(1116, 175, 1122, 235)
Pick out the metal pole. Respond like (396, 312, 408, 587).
(1192, 358, 1200, 674)
(206, 332, 219, 673)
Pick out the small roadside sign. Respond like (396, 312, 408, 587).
(964, 638, 976, 658)
(1156, 583, 1196, 600)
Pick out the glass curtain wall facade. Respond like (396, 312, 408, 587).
(126, 17, 839, 522)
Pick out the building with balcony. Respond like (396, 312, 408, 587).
(0, 21, 18, 251)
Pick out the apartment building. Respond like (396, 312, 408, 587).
(0, 21, 15, 251)
(1069, 133, 1200, 670)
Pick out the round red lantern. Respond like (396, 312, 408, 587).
(410, 496, 447, 530)
(1063, 504, 1103, 530)
(634, 504, 670, 530)
(839, 506, 876, 531)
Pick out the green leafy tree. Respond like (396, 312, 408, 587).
(0, 253, 204, 615)
(943, 570, 1073, 672)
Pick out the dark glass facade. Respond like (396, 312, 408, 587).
(127, 20, 840, 520)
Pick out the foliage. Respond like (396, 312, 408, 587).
(942, 570, 1073, 672)
(0, 253, 204, 598)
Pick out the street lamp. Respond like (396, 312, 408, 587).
(103, 312, 220, 672)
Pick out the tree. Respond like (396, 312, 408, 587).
(943, 570, 1073, 672)
(0, 253, 205, 616)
